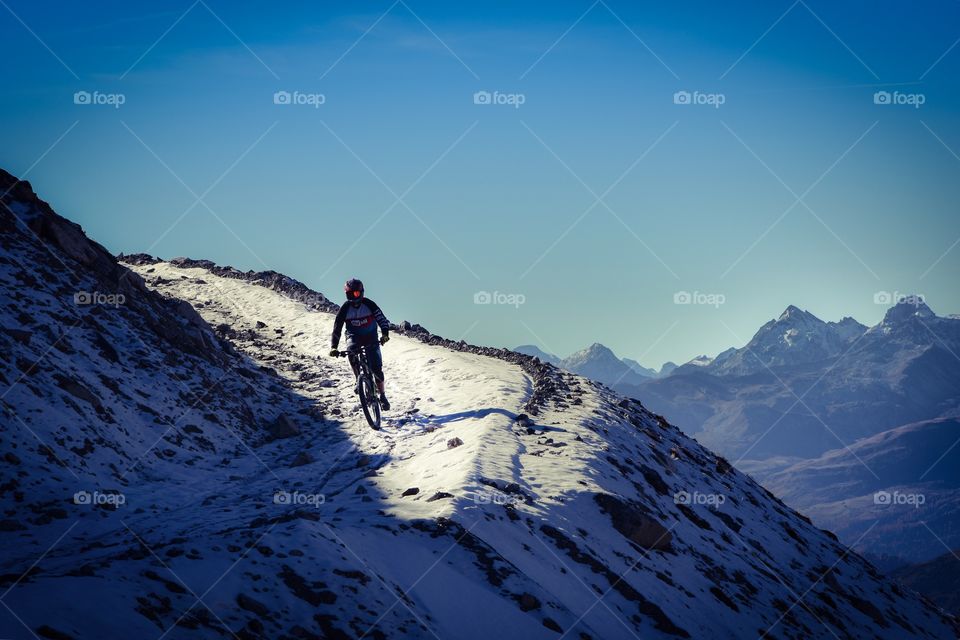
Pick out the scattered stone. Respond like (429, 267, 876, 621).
(518, 593, 541, 612)
(266, 413, 300, 441)
(401, 487, 420, 497)
(236, 593, 269, 617)
(716, 456, 732, 475)
(53, 374, 101, 409)
(447, 437, 464, 449)
(290, 451, 313, 467)
(35, 625, 72, 640)
(542, 618, 562, 633)
(255, 321, 267, 329)
(2, 327, 31, 345)
(594, 493, 672, 550)
(427, 492, 454, 502)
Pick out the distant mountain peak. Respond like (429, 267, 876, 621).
(882, 297, 935, 324)
(777, 305, 821, 325)
(513, 344, 561, 366)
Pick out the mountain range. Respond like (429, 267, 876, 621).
(515, 343, 668, 387)
(3, 168, 958, 637)
(535, 302, 960, 569)
(517, 303, 960, 617)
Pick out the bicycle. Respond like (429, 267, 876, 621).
(336, 345, 382, 430)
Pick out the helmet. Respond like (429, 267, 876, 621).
(344, 278, 364, 302)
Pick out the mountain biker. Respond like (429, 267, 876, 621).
(329, 278, 391, 411)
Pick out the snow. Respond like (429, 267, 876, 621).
(2, 183, 958, 640)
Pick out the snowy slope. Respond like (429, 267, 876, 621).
(2, 169, 958, 639)
(123, 260, 960, 639)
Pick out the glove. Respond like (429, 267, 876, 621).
(329, 348, 339, 357)
(379, 334, 390, 345)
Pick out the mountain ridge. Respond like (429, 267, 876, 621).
(3, 168, 957, 638)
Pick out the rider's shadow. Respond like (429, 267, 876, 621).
(421, 408, 566, 433)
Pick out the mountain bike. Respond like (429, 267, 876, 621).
(338, 346, 381, 430)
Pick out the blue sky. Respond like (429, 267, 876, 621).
(3, 0, 959, 368)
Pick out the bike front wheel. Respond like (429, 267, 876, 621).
(357, 374, 381, 430)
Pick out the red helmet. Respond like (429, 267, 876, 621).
(344, 278, 364, 301)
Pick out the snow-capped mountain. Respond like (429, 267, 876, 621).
(672, 306, 867, 378)
(3, 169, 958, 638)
(515, 343, 664, 386)
(634, 301, 960, 565)
(559, 343, 653, 387)
(637, 302, 960, 461)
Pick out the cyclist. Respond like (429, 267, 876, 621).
(329, 278, 391, 410)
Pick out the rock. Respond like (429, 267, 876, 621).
(518, 593, 541, 612)
(266, 414, 300, 440)
(427, 492, 453, 502)
(594, 493, 672, 550)
(35, 626, 73, 640)
(290, 452, 313, 467)
(542, 618, 562, 633)
(236, 593, 269, 617)
(2, 327, 31, 345)
(447, 437, 464, 449)
(716, 456, 732, 475)
(53, 374, 101, 409)
(401, 487, 419, 497)
(255, 321, 267, 329)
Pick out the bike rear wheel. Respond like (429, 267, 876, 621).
(357, 373, 381, 430)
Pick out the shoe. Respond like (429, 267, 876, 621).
(380, 395, 390, 411)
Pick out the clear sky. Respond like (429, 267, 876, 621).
(3, 0, 959, 368)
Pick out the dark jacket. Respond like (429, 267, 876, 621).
(331, 298, 390, 349)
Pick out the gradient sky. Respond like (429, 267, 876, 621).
(3, 0, 959, 368)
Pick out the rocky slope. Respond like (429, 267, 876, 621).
(2, 169, 958, 639)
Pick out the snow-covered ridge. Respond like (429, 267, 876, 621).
(120, 253, 564, 419)
(2, 168, 958, 639)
